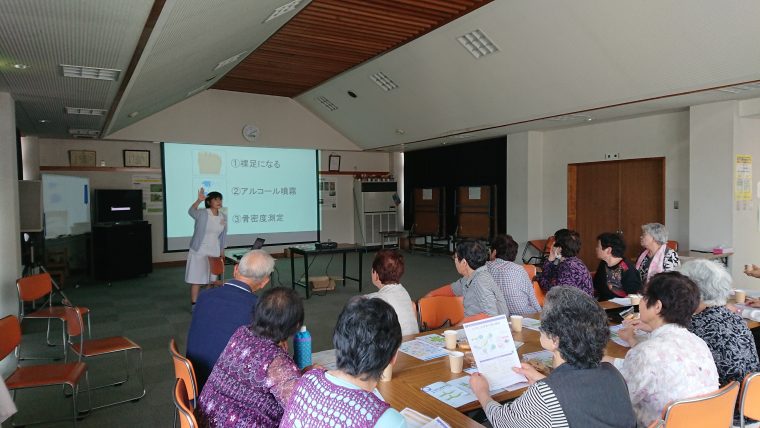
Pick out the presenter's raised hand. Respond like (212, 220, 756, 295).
(197, 187, 206, 202)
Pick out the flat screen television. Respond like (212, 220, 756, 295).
(93, 189, 143, 224)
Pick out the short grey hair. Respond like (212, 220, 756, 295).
(238, 250, 275, 282)
(678, 259, 732, 306)
(641, 223, 668, 245)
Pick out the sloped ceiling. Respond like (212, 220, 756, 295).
(296, 0, 760, 150)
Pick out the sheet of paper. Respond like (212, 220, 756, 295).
(609, 297, 632, 306)
(421, 418, 451, 428)
(468, 187, 481, 199)
(311, 348, 337, 370)
(422, 381, 476, 408)
(416, 334, 446, 348)
(400, 408, 433, 428)
(399, 339, 449, 361)
(609, 324, 648, 348)
(422, 188, 433, 200)
(521, 350, 554, 368)
(463, 315, 527, 390)
(521, 318, 542, 331)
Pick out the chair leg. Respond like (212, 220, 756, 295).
(86, 348, 146, 410)
(72, 383, 78, 428)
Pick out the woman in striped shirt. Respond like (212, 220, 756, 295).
(469, 286, 636, 428)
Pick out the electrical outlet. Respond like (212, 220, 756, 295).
(612, 153, 620, 159)
(605, 153, 621, 160)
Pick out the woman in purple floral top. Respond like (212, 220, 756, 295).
(197, 287, 304, 428)
(539, 230, 593, 296)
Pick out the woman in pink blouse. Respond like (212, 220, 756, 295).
(611, 272, 719, 427)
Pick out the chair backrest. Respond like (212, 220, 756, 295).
(417, 296, 464, 331)
(741, 372, 760, 424)
(63, 305, 86, 339)
(655, 381, 739, 428)
(17, 273, 53, 302)
(0, 315, 21, 361)
(174, 378, 198, 428)
(208, 257, 224, 276)
(532, 282, 546, 307)
(169, 339, 198, 405)
(522, 264, 537, 280)
(543, 236, 556, 255)
(666, 240, 679, 251)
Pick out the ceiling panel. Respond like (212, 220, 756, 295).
(0, 0, 153, 138)
(213, 0, 492, 97)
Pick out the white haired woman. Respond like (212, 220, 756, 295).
(680, 260, 759, 387)
(635, 223, 679, 285)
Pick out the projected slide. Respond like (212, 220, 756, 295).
(162, 142, 319, 251)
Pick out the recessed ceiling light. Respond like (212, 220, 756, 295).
(370, 72, 399, 91)
(263, 0, 305, 23)
(395, 129, 405, 135)
(13, 64, 29, 69)
(457, 29, 500, 59)
(128, 111, 139, 118)
(65, 106, 107, 116)
(38, 119, 50, 123)
(715, 82, 760, 94)
(214, 52, 248, 71)
(315, 96, 338, 111)
(60, 64, 121, 81)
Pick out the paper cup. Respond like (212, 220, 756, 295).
(379, 364, 393, 382)
(449, 351, 464, 373)
(443, 330, 458, 350)
(510, 315, 523, 332)
(735, 289, 747, 304)
(629, 294, 641, 305)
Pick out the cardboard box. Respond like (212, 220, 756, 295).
(309, 276, 336, 291)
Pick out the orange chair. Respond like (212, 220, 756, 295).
(0, 315, 90, 427)
(174, 378, 199, 428)
(521, 237, 556, 265)
(646, 381, 739, 428)
(17, 273, 91, 359)
(169, 339, 198, 428)
(460, 313, 490, 324)
(522, 264, 545, 307)
(417, 296, 464, 331)
(666, 240, 679, 252)
(208, 256, 225, 287)
(740, 372, 760, 428)
(64, 305, 145, 410)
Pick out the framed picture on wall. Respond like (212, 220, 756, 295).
(328, 154, 341, 172)
(68, 150, 96, 167)
(123, 150, 151, 167)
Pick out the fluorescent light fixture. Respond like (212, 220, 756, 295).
(13, 64, 29, 69)
(60, 64, 121, 81)
(715, 82, 760, 94)
(457, 29, 499, 59)
(38, 119, 50, 123)
(214, 51, 248, 71)
(370, 72, 399, 91)
(264, 0, 305, 23)
(68, 128, 100, 137)
(65, 107, 107, 116)
(548, 114, 593, 122)
(315, 96, 338, 111)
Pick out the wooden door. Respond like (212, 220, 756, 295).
(619, 158, 665, 260)
(569, 162, 621, 268)
(568, 157, 665, 268)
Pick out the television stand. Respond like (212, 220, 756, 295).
(92, 221, 152, 281)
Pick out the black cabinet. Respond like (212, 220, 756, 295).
(92, 222, 152, 280)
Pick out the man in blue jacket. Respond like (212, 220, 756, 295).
(186, 249, 274, 390)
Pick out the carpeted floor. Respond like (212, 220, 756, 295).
(3, 249, 457, 427)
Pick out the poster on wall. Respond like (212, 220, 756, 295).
(735, 155, 752, 211)
(319, 177, 337, 210)
(132, 174, 164, 214)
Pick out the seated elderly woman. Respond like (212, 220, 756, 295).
(679, 259, 759, 386)
(538, 230, 593, 296)
(280, 297, 404, 428)
(612, 272, 719, 427)
(365, 249, 419, 336)
(425, 239, 509, 317)
(197, 287, 304, 427)
(470, 286, 636, 427)
(636, 222, 680, 285)
(593, 232, 642, 301)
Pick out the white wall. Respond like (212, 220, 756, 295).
(539, 111, 691, 248)
(733, 113, 760, 288)
(507, 131, 544, 252)
(37, 139, 390, 262)
(0, 92, 21, 375)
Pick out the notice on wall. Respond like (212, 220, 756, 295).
(132, 174, 164, 215)
(735, 155, 752, 211)
(468, 186, 481, 200)
(422, 188, 433, 200)
(319, 177, 337, 210)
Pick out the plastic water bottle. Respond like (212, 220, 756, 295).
(293, 325, 312, 370)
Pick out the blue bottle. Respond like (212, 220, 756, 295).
(293, 325, 312, 370)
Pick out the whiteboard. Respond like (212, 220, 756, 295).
(42, 174, 91, 239)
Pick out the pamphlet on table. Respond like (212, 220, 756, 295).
(398, 339, 449, 361)
(462, 315, 527, 390)
(399, 408, 451, 428)
(609, 324, 648, 347)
